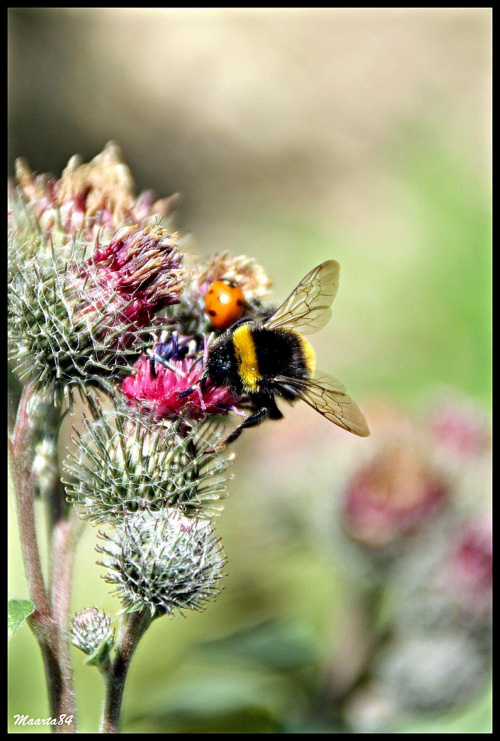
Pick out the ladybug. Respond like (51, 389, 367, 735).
(205, 279, 245, 330)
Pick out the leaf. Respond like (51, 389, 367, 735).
(8, 599, 35, 638)
(83, 634, 114, 668)
(197, 618, 319, 671)
(128, 666, 300, 734)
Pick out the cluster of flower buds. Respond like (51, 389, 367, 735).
(242, 392, 491, 729)
(333, 396, 492, 729)
(8, 146, 187, 404)
(8, 143, 272, 625)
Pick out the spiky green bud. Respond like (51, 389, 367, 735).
(63, 406, 233, 523)
(8, 223, 186, 404)
(97, 509, 226, 618)
(71, 607, 114, 667)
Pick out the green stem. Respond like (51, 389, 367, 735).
(100, 610, 152, 734)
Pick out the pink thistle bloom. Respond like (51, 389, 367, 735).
(343, 445, 449, 548)
(9, 146, 188, 400)
(441, 514, 492, 619)
(74, 224, 186, 333)
(429, 397, 491, 458)
(122, 352, 239, 421)
(67, 225, 188, 364)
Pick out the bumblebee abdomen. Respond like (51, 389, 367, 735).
(294, 333, 317, 377)
(232, 324, 261, 393)
(231, 324, 315, 396)
(257, 328, 315, 377)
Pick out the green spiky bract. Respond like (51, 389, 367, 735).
(63, 404, 233, 523)
(8, 234, 153, 406)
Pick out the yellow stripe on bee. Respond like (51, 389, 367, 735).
(232, 324, 261, 393)
(296, 333, 317, 377)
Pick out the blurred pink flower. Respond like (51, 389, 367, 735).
(428, 396, 491, 457)
(337, 396, 491, 551)
(441, 514, 492, 619)
(342, 444, 449, 548)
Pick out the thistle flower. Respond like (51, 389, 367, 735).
(12, 141, 177, 249)
(122, 331, 240, 421)
(442, 514, 492, 621)
(389, 508, 493, 639)
(97, 509, 226, 618)
(9, 145, 273, 732)
(374, 631, 489, 715)
(71, 607, 114, 666)
(80, 224, 186, 327)
(336, 397, 492, 554)
(309, 403, 450, 556)
(165, 251, 273, 338)
(8, 223, 186, 402)
(194, 251, 272, 303)
(63, 405, 233, 523)
(342, 443, 449, 549)
(344, 506, 492, 731)
(428, 395, 491, 458)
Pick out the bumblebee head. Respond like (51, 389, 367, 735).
(206, 341, 235, 386)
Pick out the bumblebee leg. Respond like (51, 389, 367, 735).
(149, 353, 157, 379)
(226, 407, 270, 444)
(179, 373, 209, 400)
(267, 398, 284, 420)
(204, 407, 270, 454)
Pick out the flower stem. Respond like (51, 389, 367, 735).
(9, 383, 77, 732)
(50, 512, 84, 730)
(10, 384, 51, 618)
(100, 610, 152, 733)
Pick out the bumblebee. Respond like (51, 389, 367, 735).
(182, 260, 369, 448)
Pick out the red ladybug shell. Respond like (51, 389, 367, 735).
(205, 280, 245, 330)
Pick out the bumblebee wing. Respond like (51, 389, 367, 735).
(273, 372, 370, 437)
(264, 260, 340, 335)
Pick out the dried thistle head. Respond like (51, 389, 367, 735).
(163, 251, 273, 340)
(194, 252, 273, 303)
(12, 141, 177, 249)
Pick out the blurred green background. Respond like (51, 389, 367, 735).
(8, 8, 491, 733)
